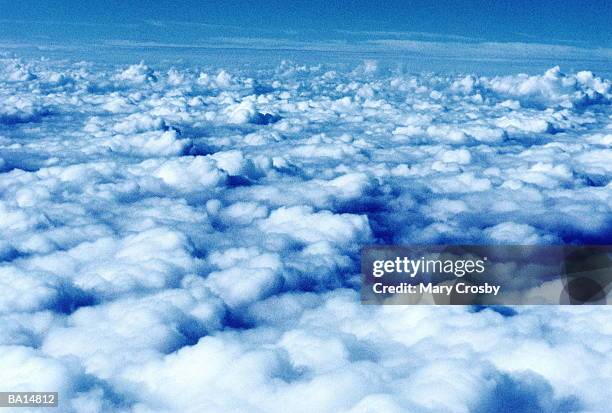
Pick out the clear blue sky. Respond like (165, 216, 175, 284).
(0, 0, 610, 48)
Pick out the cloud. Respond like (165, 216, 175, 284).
(0, 51, 610, 412)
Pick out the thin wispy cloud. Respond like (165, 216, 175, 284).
(336, 29, 483, 42)
(100, 35, 612, 61)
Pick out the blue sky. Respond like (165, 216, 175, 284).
(0, 0, 610, 48)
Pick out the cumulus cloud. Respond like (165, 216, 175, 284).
(114, 62, 157, 83)
(260, 205, 371, 250)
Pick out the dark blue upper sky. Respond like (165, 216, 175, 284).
(0, 0, 610, 48)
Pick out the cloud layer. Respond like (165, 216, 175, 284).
(0, 54, 610, 412)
